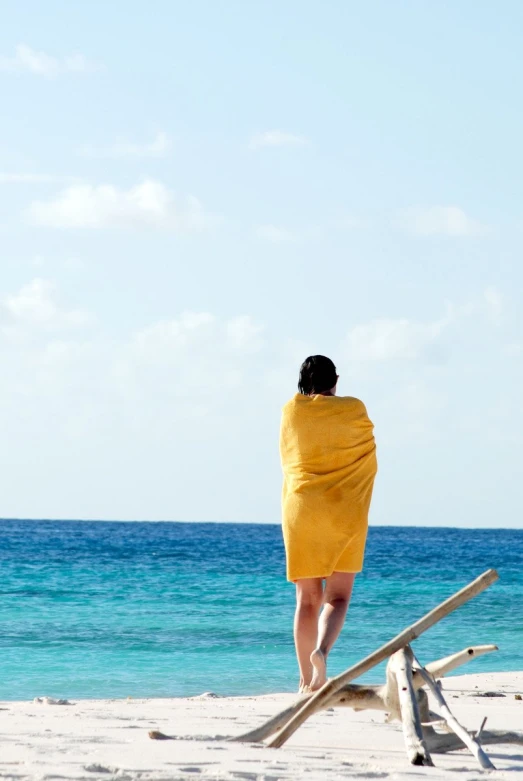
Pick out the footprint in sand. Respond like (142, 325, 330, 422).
(84, 764, 114, 774)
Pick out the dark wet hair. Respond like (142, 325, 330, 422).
(298, 355, 338, 395)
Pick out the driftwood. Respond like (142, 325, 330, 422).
(232, 569, 523, 769)
(413, 656, 495, 770)
(232, 643, 497, 743)
(387, 647, 433, 766)
(266, 569, 498, 749)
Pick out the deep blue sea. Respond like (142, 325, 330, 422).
(1, 520, 521, 701)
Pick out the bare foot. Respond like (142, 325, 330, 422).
(298, 678, 312, 694)
(310, 649, 327, 691)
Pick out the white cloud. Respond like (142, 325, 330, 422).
(28, 180, 215, 231)
(80, 131, 171, 159)
(109, 311, 265, 419)
(398, 206, 485, 237)
(0, 275, 519, 524)
(0, 281, 264, 440)
(131, 312, 264, 362)
(1, 278, 90, 331)
(346, 314, 450, 361)
(249, 130, 309, 149)
(226, 316, 265, 351)
(345, 287, 506, 362)
(0, 44, 99, 76)
(132, 313, 217, 362)
(256, 224, 297, 243)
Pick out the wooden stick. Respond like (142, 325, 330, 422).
(232, 683, 388, 743)
(232, 644, 497, 744)
(267, 569, 498, 748)
(414, 659, 495, 770)
(476, 716, 488, 740)
(422, 644, 498, 680)
(230, 696, 309, 743)
(390, 648, 433, 766)
(233, 684, 393, 743)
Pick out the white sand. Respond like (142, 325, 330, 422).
(1, 672, 522, 780)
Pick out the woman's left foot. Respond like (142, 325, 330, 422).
(309, 649, 327, 690)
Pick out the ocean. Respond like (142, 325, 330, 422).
(1, 520, 521, 701)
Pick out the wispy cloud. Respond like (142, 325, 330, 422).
(345, 287, 504, 362)
(397, 206, 486, 237)
(131, 313, 264, 362)
(27, 179, 216, 231)
(1, 278, 90, 330)
(249, 130, 309, 149)
(346, 313, 451, 362)
(226, 316, 265, 352)
(256, 224, 297, 243)
(80, 131, 171, 159)
(0, 44, 100, 76)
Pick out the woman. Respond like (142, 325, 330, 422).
(280, 355, 377, 692)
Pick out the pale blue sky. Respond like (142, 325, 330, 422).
(1, 1, 522, 526)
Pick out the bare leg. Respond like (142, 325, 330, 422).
(294, 578, 323, 691)
(310, 572, 355, 690)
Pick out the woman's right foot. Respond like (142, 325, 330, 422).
(299, 682, 313, 694)
(298, 678, 311, 694)
(309, 649, 327, 690)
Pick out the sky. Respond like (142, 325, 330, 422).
(1, 1, 522, 527)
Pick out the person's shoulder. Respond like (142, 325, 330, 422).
(282, 393, 301, 415)
(337, 396, 369, 416)
(338, 395, 365, 407)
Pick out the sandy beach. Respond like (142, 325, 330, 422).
(1, 672, 521, 780)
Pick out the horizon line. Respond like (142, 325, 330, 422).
(1, 517, 522, 531)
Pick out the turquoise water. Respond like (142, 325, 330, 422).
(1, 520, 521, 701)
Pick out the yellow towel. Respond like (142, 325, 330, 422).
(280, 394, 377, 582)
